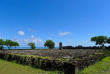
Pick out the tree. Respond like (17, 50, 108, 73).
(5, 40, 14, 49)
(13, 42, 19, 49)
(91, 36, 108, 46)
(0, 39, 5, 45)
(0, 39, 5, 49)
(28, 42, 36, 49)
(44, 40, 55, 49)
(107, 37, 110, 43)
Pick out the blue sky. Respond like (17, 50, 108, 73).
(0, 0, 110, 47)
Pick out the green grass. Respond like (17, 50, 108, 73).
(81, 56, 110, 74)
(75, 58, 82, 61)
(0, 59, 62, 74)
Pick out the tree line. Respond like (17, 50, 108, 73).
(0, 39, 55, 50)
(1, 35, 109, 50)
(28, 40, 55, 49)
(0, 39, 19, 49)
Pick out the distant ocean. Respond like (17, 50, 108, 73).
(3, 47, 59, 49)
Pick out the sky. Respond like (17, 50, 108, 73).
(0, 0, 110, 47)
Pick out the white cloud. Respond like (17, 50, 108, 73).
(0, 33, 2, 38)
(24, 36, 43, 44)
(55, 42, 59, 47)
(48, 38, 52, 40)
(27, 28, 36, 32)
(13, 37, 24, 46)
(13, 37, 24, 43)
(68, 40, 72, 43)
(24, 39, 29, 42)
(59, 32, 71, 36)
(88, 33, 92, 37)
(18, 31, 24, 36)
(63, 43, 67, 46)
(31, 35, 34, 38)
(13, 36, 44, 47)
(50, 34, 54, 36)
(81, 40, 88, 43)
(105, 32, 110, 35)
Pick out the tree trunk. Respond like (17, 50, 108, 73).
(8, 46, 10, 49)
(8, 46, 11, 49)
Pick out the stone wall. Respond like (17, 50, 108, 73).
(62, 46, 110, 49)
(58, 42, 110, 49)
(0, 53, 78, 74)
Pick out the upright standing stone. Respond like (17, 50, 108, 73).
(59, 42, 63, 50)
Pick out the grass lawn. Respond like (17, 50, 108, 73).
(81, 56, 110, 74)
(0, 59, 62, 74)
